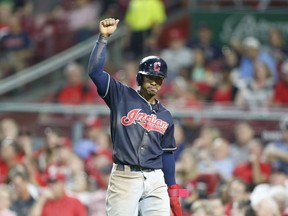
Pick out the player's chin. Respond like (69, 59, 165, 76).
(147, 89, 158, 96)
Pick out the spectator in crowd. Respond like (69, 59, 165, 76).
(224, 179, 251, 216)
(230, 121, 255, 165)
(239, 36, 277, 83)
(32, 5, 73, 61)
(208, 65, 239, 104)
(222, 46, 246, 91)
(162, 75, 201, 107)
(176, 149, 221, 213)
(235, 61, 274, 108)
(250, 184, 282, 216)
(210, 138, 235, 181)
(0, 15, 33, 76)
(113, 59, 138, 89)
(269, 185, 288, 216)
(54, 62, 95, 105)
(198, 137, 235, 181)
(233, 139, 272, 188)
(16, 126, 35, 159)
(87, 163, 111, 216)
(0, 119, 33, 162)
(85, 148, 113, 191)
(0, 137, 23, 183)
(0, 184, 17, 216)
(190, 48, 211, 83)
(46, 143, 88, 193)
(190, 199, 211, 216)
(254, 197, 281, 216)
(0, 118, 19, 140)
(9, 165, 36, 216)
(35, 127, 71, 172)
(29, 170, 87, 216)
(187, 22, 222, 65)
(192, 125, 221, 164)
(124, 0, 167, 59)
(264, 116, 288, 174)
(190, 48, 216, 101)
(269, 167, 288, 189)
(208, 195, 226, 216)
(73, 115, 104, 160)
(160, 28, 193, 82)
(273, 59, 288, 107)
(176, 150, 199, 213)
(230, 199, 255, 216)
(63, 0, 101, 43)
(265, 28, 288, 64)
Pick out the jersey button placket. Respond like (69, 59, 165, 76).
(140, 131, 148, 150)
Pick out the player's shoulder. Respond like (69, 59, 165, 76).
(157, 101, 171, 114)
(156, 102, 174, 122)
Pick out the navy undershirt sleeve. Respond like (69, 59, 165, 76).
(88, 40, 109, 96)
(162, 151, 176, 186)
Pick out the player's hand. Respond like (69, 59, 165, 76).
(99, 18, 120, 38)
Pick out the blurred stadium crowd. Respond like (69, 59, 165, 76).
(1, 0, 288, 216)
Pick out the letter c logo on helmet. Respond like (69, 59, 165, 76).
(153, 62, 161, 72)
(136, 56, 167, 86)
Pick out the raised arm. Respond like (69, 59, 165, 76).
(88, 18, 119, 96)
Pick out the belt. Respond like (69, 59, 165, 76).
(116, 164, 155, 172)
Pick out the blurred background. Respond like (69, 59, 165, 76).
(1, 0, 288, 215)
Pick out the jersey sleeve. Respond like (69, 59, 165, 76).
(161, 122, 176, 152)
(102, 77, 128, 108)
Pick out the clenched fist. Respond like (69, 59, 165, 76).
(99, 18, 120, 38)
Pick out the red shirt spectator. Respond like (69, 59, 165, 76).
(273, 80, 288, 106)
(55, 62, 95, 105)
(56, 82, 94, 105)
(233, 162, 271, 184)
(41, 193, 87, 216)
(233, 139, 272, 186)
(273, 60, 288, 107)
(30, 170, 87, 216)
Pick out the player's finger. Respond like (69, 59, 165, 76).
(101, 20, 107, 27)
(115, 19, 120, 27)
(103, 19, 110, 27)
(109, 18, 115, 26)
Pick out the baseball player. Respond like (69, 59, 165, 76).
(88, 18, 184, 216)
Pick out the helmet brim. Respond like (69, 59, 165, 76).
(138, 71, 166, 78)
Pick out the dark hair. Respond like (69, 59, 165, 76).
(8, 164, 30, 182)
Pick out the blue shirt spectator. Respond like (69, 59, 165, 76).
(239, 37, 277, 82)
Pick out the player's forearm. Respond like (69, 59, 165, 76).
(88, 35, 109, 94)
(162, 152, 176, 186)
(88, 35, 107, 77)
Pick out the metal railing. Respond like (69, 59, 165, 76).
(1, 102, 287, 121)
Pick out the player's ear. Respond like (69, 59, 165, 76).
(136, 74, 143, 86)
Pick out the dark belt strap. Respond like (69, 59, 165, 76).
(116, 164, 155, 172)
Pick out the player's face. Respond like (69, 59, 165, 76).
(141, 75, 164, 96)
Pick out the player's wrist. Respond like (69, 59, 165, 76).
(98, 34, 109, 43)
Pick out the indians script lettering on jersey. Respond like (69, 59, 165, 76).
(121, 109, 169, 135)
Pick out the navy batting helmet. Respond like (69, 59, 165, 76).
(136, 56, 167, 86)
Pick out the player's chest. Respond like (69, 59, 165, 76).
(117, 100, 169, 135)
